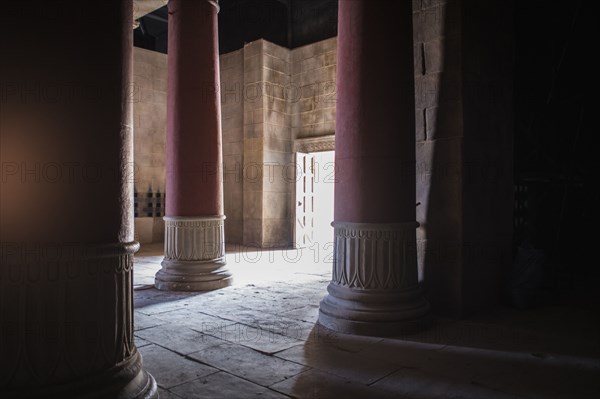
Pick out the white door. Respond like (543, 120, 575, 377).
(295, 152, 315, 248)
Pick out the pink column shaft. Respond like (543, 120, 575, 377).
(166, 0, 223, 216)
(334, 0, 416, 223)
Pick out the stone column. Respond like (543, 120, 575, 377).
(155, 0, 232, 291)
(318, 0, 430, 336)
(0, 1, 156, 397)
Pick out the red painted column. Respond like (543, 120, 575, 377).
(318, 0, 430, 335)
(155, 0, 232, 291)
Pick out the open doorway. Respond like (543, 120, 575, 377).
(294, 151, 335, 250)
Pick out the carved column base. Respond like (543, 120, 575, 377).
(155, 216, 232, 291)
(318, 222, 431, 336)
(2, 351, 157, 399)
(0, 242, 158, 398)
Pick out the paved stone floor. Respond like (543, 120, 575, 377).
(134, 243, 600, 399)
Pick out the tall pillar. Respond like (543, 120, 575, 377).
(318, 0, 430, 336)
(0, 1, 157, 397)
(155, 0, 232, 291)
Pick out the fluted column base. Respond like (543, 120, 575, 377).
(155, 216, 232, 291)
(2, 351, 157, 399)
(318, 222, 431, 336)
(0, 242, 158, 399)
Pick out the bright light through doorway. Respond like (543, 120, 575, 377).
(294, 151, 335, 253)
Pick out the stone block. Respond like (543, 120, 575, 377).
(414, 73, 441, 109)
(265, 109, 287, 127)
(262, 219, 292, 247)
(264, 136, 292, 153)
(263, 150, 292, 166)
(322, 51, 337, 67)
(426, 102, 463, 140)
(262, 165, 293, 193)
(244, 191, 263, 220)
(244, 123, 263, 139)
(415, 138, 463, 241)
(152, 217, 164, 243)
(323, 107, 336, 122)
(413, 5, 446, 43)
(225, 191, 243, 219)
(222, 115, 241, 132)
(301, 56, 320, 73)
(152, 78, 167, 93)
(415, 108, 426, 142)
(263, 192, 291, 219)
(422, 0, 447, 10)
(424, 39, 445, 74)
(301, 110, 324, 126)
(223, 140, 243, 156)
(225, 219, 243, 244)
(244, 68, 262, 84)
(243, 218, 263, 246)
(299, 97, 314, 113)
(264, 123, 290, 139)
(252, 107, 264, 125)
(265, 96, 287, 113)
(220, 49, 243, 68)
(263, 40, 290, 61)
(133, 61, 151, 80)
(243, 40, 262, 59)
(134, 217, 154, 244)
(223, 128, 244, 146)
(264, 68, 289, 86)
(264, 53, 290, 74)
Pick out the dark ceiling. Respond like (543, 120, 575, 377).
(134, 0, 338, 54)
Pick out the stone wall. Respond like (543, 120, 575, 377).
(132, 38, 339, 247)
(290, 38, 337, 139)
(235, 38, 337, 247)
(413, 0, 514, 317)
(133, 47, 167, 244)
(261, 41, 294, 247)
(220, 49, 244, 244)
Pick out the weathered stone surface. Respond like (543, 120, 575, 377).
(271, 369, 397, 399)
(189, 344, 306, 386)
(171, 372, 288, 399)
(139, 344, 218, 389)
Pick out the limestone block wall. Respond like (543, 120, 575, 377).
(236, 38, 337, 247)
(241, 40, 295, 247)
(412, 0, 514, 317)
(262, 41, 294, 247)
(290, 38, 337, 139)
(133, 47, 167, 244)
(241, 41, 265, 245)
(220, 49, 244, 244)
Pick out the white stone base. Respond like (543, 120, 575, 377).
(155, 216, 232, 291)
(318, 221, 430, 336)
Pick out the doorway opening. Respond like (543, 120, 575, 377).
(294, 151, 335, 251)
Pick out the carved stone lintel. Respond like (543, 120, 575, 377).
(318, 221, 430, 336)
(0, 241, 157, 398)
(294, 135, 335, 153)
(155, 216, 232, 291)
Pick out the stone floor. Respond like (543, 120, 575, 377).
(133, 243, 600, 399)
